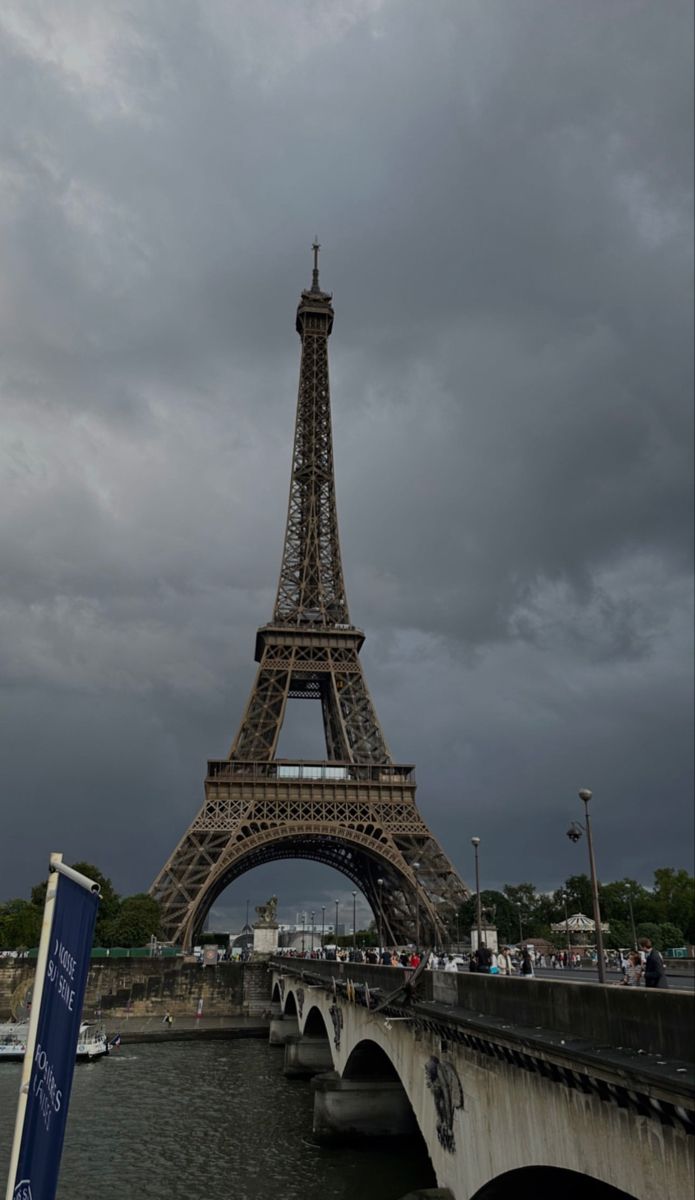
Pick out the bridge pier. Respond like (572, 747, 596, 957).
(311, 1070, 417, 1142)
(269, 1015, 299, 1045)
(284, 1035, 334, 1078)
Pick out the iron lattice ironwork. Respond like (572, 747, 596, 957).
(152, 245, 470, 947)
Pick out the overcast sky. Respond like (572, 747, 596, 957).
(1, 1, 692, 932)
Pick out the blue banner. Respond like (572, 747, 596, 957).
(13, 874, 99, 1200)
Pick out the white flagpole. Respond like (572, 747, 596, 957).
(4, 853, 63, 1200)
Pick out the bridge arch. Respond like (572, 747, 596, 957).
(283, 989, 298, 1017)
(343, 1038, 401, 1082)
(471, 1167, 637, 1200)
(302, 1005, 331, 1040)
(176, 826, 441, 946)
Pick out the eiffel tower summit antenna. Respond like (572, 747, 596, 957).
(151, 246, 469, 948)
(311, 236, 321, 291)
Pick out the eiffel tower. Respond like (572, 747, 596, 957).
(152, 245, 470, 947)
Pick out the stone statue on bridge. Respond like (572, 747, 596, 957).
(255, 896, 278, 927)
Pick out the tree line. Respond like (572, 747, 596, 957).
(0, 864, 692, 952)
(455, 869, 694, 950)
(0, 863, 161, 951)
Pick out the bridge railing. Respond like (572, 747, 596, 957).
(270, 957, 694, 1063)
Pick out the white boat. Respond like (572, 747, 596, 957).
(76, 1022, 109, 1060)
(0, 1022, 109, 1062)
(0, 1022, 28, 1061)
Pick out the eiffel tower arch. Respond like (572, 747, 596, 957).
(152, 245, 470, 948)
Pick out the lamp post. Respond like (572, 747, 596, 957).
(301, 911, 306, 954)
(412, 861, 421, 948)
(562, 890, 571, 967)
(351, 891, 357, 955)
(471, 837, 482, 951)
(516, 902, 523, 947)
(376, 878, 384, 951)
(321, 905, 326, 953)
(310, 911, 315, 954)
(627, 893, 638, 951)
(334, 899, 339, 946)
(570, 789, 606, 983)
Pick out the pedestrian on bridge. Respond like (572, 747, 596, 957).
(520, 948, 534, 978)
(497, 947, 514, 976)
(620, 952, 643, 987)
(640, 938, 669, 988)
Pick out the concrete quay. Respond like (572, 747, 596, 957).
(102, 1014, 269, 1044)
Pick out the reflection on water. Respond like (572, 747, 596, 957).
(0, 1040, 436, 1200)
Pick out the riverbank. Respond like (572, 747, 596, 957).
(0, 958, 270, 1021)
(103, 1014, 269, 1044)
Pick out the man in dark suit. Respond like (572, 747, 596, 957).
(639, 938, 669, 988)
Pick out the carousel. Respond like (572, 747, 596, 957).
(550, 911, 610, 950)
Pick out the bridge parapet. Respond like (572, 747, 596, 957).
(270, 958, 694, 1200)
(272, 957, 694, 1060)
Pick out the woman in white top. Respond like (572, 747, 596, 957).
(496, 947, 514, 975)
(621, 951, 643, 986)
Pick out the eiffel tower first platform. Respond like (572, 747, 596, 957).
(152, 245, 470, 948)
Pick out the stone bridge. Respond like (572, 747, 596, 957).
(269, 957, 694, 1200)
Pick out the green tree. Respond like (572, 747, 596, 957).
(599, 879, 652, 928)
(652, 869, 695, 942)
(562, 875, 593, 915)
(530, 893, 560, 940)
(104, 894, 160, 948)
(502, 883, 539, 940)
(636, 922, 663, 949)
(658, 922, 685, 951)
(604, 920, 632, 950)
(0, 900, 42, 950)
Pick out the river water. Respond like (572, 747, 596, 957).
(0, 1039, 436, 1199)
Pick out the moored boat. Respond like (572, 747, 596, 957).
(0, 1021, 28, 1061)
(0, 1021, 109, 1062)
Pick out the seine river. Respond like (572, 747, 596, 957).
(0, 1039, 436, 1199)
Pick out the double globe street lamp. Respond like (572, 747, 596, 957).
(567, 788, 607, 983)
(471, 837, 482, 951)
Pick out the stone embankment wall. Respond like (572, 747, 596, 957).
(0, 959, 271, 1020)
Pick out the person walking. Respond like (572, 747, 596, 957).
(621, 951, 643, 986)
(520, 948, 534, 978)
(476, 944, 492, 974)
(639, 938, 669, 988)
(497, 946, 514, 976)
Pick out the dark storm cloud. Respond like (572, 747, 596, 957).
(1, 1, 692, 921)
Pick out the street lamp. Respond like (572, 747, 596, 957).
(376, 878, 384, 951)
(471, 837, 482, 951)
(567, 789, 607, 983)
(321, 905, 326, 952)
(310, 911, 315, 953)
(561, 890, 571, 967)
(516, 902, 523, 948)
(301, 911, 306, 954)
(627, 893, 638, 952)
(334, 899, 339, 946)
(412, 861, 421, 947)
(351, 891, 357, 954)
